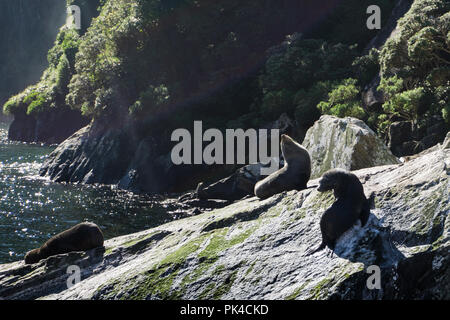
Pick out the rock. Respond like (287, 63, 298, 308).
(421, 119, 449, 150)
(8, 108, 89, 144)
(40, 121, 136, 184)
(442, 132, 450, 150)
(195, 163, 270, 201)
(7, 111, 36, 142)
(426, 121, 447, 137)
(388, 121, 413, 156)
(421, 134, 441, 150)
(2, 146, 448, 300)
(362, 75, 385, 112)
(388, 117, 449, 157)
(303, 115, 399, 179)
(401, 140, 423, 156)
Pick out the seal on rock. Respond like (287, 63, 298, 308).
(24, 222, 104, 264)
(254, 134, 311, 199)
(308, 168, 372, 255)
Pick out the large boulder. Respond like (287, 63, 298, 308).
(303, 115, 400, 179)
(388, 121, 414, 156)
(1, 146, 448, 300)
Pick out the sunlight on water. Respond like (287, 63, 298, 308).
(0, 121, 174, 264)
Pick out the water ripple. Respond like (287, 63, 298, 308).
(0, 122, 173, 264)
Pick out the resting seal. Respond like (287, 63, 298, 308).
(254, 134, 311, 199)
(24, 222, 104, 264)
(308, 169, 372, 255)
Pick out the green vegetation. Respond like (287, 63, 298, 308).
(3, 0, 447, 145)
(247, 0, 449, 139)
(377, 0, 450, 131)
(22, 0, 395, 131)
(253, 39, 360, 128)
(318, 78, 365, 119)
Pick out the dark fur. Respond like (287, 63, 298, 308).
(254, 134, 311, 199)
(24, 222, 104, 264)
(309, 169, 372, 255)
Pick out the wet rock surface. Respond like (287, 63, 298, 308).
(1, 145, 448, 300)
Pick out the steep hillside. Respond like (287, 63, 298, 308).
(39, 0, 398, 192)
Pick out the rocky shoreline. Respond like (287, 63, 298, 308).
(1, 118, 448, 300)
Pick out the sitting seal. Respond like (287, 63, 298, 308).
(254, 134, 311, 199)
(308, 169, 372, 255)
(24, 222, 104, 264)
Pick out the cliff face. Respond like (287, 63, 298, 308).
(7, 108, 89, 145)
(1, 136, 448, 300)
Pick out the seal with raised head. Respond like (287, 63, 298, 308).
(308, 168, 372, 255)
(254, 134, 311, 199)
(24, 222, 104, 264)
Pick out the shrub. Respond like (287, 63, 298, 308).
(381, 87, 425, 123)
(318, 78, 365, 118)
(27, 93, 48, 115)
(260, 89, 295, 120)
(352, 48, 380, 86)
(3, 95, 24, 115)
(294, 81, 334, 128)
(129, 85, 170, 116)
(55, 54, 72, 94)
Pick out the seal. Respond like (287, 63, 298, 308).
(308, 169, 372, 255)
(24, 222, 104, 264)
(254, 134, 311, 199)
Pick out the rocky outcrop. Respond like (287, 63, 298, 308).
(1, 144, 448, 300)
(8, 108, 89, 144)
(39, 120, 135, 184)
(303, 115, 400, 179)
(388, 118, 449, 157)
(195, 163, 268, 201)
(362, 75, 385, 113)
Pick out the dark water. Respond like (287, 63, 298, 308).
(0, 121, 175, 264)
